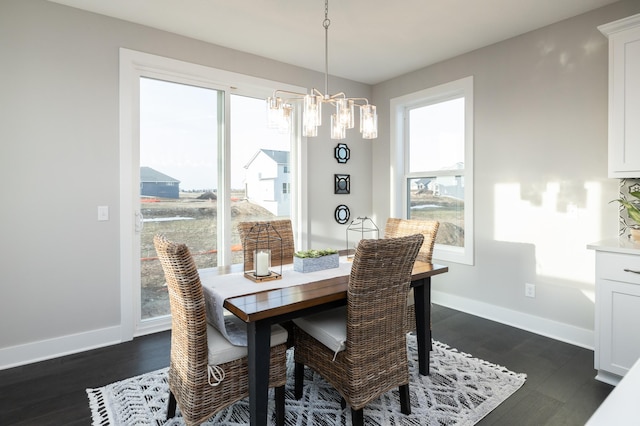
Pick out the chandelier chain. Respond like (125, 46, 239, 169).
(324, 0, 330, 96)
(323, 0, 330, 29)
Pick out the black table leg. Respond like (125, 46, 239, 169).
(413, 277, 431, 375)
(247, 320, 271, 426)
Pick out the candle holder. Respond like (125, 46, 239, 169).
(346, 216, 379, 260)
(243, 222, 283, 282)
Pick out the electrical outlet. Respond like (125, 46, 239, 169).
(525, 283, 536, 298)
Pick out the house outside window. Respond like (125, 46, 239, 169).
(391, 76, 474, 265)
(243, 149, 291, 216)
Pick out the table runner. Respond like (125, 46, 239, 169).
(200, 258, 352, 346)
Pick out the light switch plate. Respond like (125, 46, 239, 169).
(98, 206, 109, 221)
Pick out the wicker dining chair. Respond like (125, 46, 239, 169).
(292, 234, 424, 426)
(237, 219, 296, 346)
(384, 218, 439, 333)
(153, 234, 288, 426)
(237, 219, 295, 270)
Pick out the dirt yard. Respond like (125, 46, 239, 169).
(141, 191, 277, 319)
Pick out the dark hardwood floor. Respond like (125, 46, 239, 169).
(431, 305, 613, 425)
(0, 304, 613, 425)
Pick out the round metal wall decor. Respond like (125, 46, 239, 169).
(334, 143, 350, 163)
(334, 205, 350, 224)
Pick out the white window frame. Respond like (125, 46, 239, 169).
(390, 76, 474, 265)
(119, 48, 308, 338)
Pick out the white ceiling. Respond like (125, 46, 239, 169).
(49, 0, 618, 85)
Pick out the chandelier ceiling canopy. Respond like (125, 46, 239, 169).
(266, 0, 377, 140)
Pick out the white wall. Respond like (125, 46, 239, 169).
(0, 0, 371, 368)
(372, 0, 640, 348)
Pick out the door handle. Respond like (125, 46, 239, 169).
(623, 268, 640, 275)
(135, 211, 144, 233)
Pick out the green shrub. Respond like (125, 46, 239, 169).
(294, 249, 338, 258)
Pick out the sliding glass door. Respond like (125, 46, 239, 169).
(120, 48, 303, 337)
(137, 83, 292, 323)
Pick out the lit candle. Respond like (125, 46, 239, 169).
(256, 250, 270, 276)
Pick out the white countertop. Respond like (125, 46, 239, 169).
(586, 357, 640, 425)
(587, 238, 640, 255)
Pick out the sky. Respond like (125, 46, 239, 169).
(409, 97, 464, 173)
(139, 77, 289, 190)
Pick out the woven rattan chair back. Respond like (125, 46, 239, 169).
(384, 218, 439, 263)
(155, 234, 209, 378)
(293, 234, 424, 425)
(237, 219, 295, 270)
(346, 234, 424, 378)
(154, 234, 287, 426)
(384, 218, 439, 333)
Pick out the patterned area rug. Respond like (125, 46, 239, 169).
(87, 336, 526, 425)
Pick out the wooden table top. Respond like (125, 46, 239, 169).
(222, 261, 448, 322)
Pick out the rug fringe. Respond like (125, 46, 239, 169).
(432, 340, 528, 381)
(86, 387, 113, 426)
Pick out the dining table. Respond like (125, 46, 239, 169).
(199, 259, 448, 426)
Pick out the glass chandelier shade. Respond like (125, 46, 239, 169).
(266, 97, 293, 133)
(268, 93, 376, 140)
(360, 104, 378, 139)
(266, 0, 377, 140)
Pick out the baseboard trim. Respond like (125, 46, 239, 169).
(1, 293, 594, 370)
(0, 326, 122, 370)
(432, 290, 594, 350)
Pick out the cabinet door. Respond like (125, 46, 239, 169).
(601, 15, 640, 178)
(599, 278, 640, 376)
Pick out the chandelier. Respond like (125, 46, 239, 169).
(266, 0, 377, 140)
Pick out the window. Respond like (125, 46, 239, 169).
(283, 182, 290, 194)
(390, 76, 474, 265)
(120, 48, 307, 336)
(229, 95, 293, 264)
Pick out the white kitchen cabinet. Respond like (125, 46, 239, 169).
(599, 14, 640, 178)
(588, 239, 640, 385)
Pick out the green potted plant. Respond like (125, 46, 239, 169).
(293, 249, 339, 273)
(611, 190, 640, 242)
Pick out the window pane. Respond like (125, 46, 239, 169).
(409, 97, 464, 173)
(139, 77, 220, 320)
(407, 176, 464, 247)
(230, 95, 291, 265)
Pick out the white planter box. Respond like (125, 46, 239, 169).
(293, 253, 339, 273)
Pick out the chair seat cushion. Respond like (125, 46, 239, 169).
(206, 323, 288, 365)
(293, 307, 346, 355)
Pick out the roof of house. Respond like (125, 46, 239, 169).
(140, 166, 180, 183)
(244, 149, 290, 168)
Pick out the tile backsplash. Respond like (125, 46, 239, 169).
(618, 178, 640, 240)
